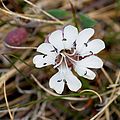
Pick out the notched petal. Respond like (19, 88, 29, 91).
(49, 72, 65, 94)
(65, 70, 82, 91)
(76, 28, 95, 52)
(84, 69, 96, 80)
(75, 66, 96, 80)
(80, 39, 105, 56)
(77, 55, 103, 69)
(37, 43, 57, 54)
(62, 25, 78, 49)
(49, 30, 64, 52)
(33, 55, 55, 68)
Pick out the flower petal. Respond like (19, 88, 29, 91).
(58, 64, 81, 92)
(75, 66, 96, 80)
(36, 43, 58, 68)
(49, 71, 65, 94)
(77, 55, 103, 69)
(80, 39, 105, 56)
(49, 30, 64, 52)
(63, 25, 78, 49)
(76, 28, 94, 52)
(33, 55, 55, 68)
(65, 70, 82, 91)
(37, 43, 57, 55)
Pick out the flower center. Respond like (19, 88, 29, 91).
(54, 49, 83, 68)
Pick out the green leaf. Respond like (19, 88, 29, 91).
(79, 13, 97, 28)
(80, 77, 91, 89)
(47, 9, 69, 19)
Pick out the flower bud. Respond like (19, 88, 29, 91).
(4, 27, 28, 46)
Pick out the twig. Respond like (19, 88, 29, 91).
(91, 71, 120, 120)
(110, 71, 120, 98)
(105, 108, 110, 120)
(101, 67, 113, 84)
(90, 90, 120, 120)
(23, 0, 64, 25)
(36, 102, 47, 119)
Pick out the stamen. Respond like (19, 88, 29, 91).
(57, 79, 62, 82)
(64, 54, 81, 68)
(60, 53, 66, 57)
(65, 54, 77, 63)
(63, 54, 70, 71)
(50, 49, 56, 52)
(65, 49, 76, 56)
(62, 38, 67, 41)
(54, 56, 63, 68)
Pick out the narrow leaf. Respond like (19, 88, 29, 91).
(47, 9, 69, 19)
(79, 13, 97, 28)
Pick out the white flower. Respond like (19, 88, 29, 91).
(33, 25, 105, 94)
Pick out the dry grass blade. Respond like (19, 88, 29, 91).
(101, 67, 113, 84)
(0, 0, 119, 119)
(110, 71, 120, 98)
(23, 0, 64, 25)
(90, 93, 119, 120)
(4, 42, 37, 50)
(105, 108, 110, 120)
(69, 99, 93, 112)
(90, 72, 120, 120)
(0, 58, 32, 87)
(3, 80, 14, 120)
(31, 74, 60, 97)
(80, 89, 103, 103)
(0, 8, 62, 24)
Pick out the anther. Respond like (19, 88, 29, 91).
(84, 71, 87, 75)
(90, 51, 93, 54)
(62, 38, 67, 41)
(43, 63, 47, 65)
(57, 79, 62, 82)
(50, 49, 56, 52)
(84, 43, 88, 47)
(43, 54, 47, 58)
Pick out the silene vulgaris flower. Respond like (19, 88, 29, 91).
(33, 25, 105, 94)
